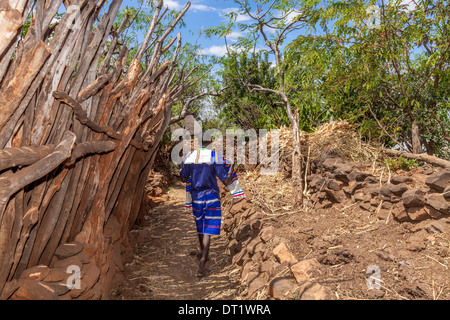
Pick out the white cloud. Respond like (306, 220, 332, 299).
(200, 45, 228, 57)
(191, 3, 217, 12)
(221, 7, 252, 23)
(398, 0, 418, 11)
(161, 0, 217, 12)
(227, 31, 244, 40)
(162, 0, 184, 11)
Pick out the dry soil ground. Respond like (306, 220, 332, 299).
(111, 182, 243, 300)
(112, 175, 449, 300)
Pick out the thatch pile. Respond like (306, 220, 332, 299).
(240, 120, 383, 213)
(279, 120, 381, 168)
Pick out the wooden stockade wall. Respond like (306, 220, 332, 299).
(0, 0, 195, 299)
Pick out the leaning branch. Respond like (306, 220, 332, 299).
(0, 131, 77, 220)
(0, 145, 56, 172)
(53, 90, 122, 140)
(382, 148, 450, 169)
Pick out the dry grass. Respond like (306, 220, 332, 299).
(238, 120, 385, 213)
(274, 120, 382, 167)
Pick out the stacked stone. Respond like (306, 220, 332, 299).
(308, 155, 449, 223)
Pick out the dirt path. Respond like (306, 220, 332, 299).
(111, 182, 242, 300)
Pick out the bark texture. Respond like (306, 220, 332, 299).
(0, 0, 195, 300)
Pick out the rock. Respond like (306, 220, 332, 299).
(402, 189, 426, 208)
(426, 193, 450, 215)
(327, 180, 343, 191)
(348, 170, 373, 182)
(444, 186, 450, 201)
(273, 243, 298, 264)
(406, 206, 430, 221)
(259, 226, 274, 243)
(426, 205, 444, 219)
(267, 277, 296, 300)
(69, 262, 100, 298)
(391, 175, 413, 184)
(380, 183, 408, 199)
(241, 261, 256, 282)
(424, 220, 448, 234)
(52, 255, 83, 271)
(348, 181, 365, 195)
(295, 281, 334, 300)
(249, 218, 262, 230)
(55, 242, 84, 259)
(353, 191, 365, 202)
(290, 258, 321, 283)
(232, 249, 249, 266)
(43, 268, 69, 282)
(321, 158, 342, 171)
(10, 280, 58, 300)
(104, 215, 121, 243)
(251, 252, 263, 263)
(19, 265, 50, 281)
(333, 163, 354, 177)
(325, 189, 345, 203)
(318, 249, 354, 265)
(359, 202, 372, 212)
(425, 171, 450, 193)
(406, 235, 426, 252)
(376, 209, 391, 220)
(242, 207, 256, 219)
(246, 238, 262, 255)
(44, 281, 71, 296)
(259, 260, 279, 276)
(247, 275, 267, 298)
(319, 199, 333, 209)
(365, 186, 380, 196)
(391, 203, 410, 222)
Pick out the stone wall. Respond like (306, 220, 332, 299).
(1, 214, 130, 300)
(308, 154, 450, 222)
(220, 154, 449, 300)
(221, 187, 334, 300)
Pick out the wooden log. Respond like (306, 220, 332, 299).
(0, 131, 76, 221)
(53, 91, 121, 140)
(0, 41, 51, 130)
(0, 3, 24, 61)
(77, 74, 112, 103)
(382, 148, 450, 169)
(0, 0, 211, 300)
(0, 145, 56, 172)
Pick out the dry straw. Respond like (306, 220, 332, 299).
(241, 120, 382, 212)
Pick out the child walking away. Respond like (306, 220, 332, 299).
(180, 143, 245, 277)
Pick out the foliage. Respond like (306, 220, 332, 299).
(213, 51, 287, 130)
(285, 0, 449, 157)
(383, 156, 420, 172)
(205, 0, 332, 132)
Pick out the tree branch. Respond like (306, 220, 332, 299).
(0, 145, 56, 172)
(0, 131, 77, 221)
(53, 90, 122, 140)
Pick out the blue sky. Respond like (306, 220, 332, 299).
(119, 0, 419, 59)
(121, 0, 253, 57)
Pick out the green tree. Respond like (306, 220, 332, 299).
(286, 0, 449, 157)
(214, 51, 287, 130)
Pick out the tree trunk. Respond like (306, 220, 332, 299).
(412, 118, 421, 154)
